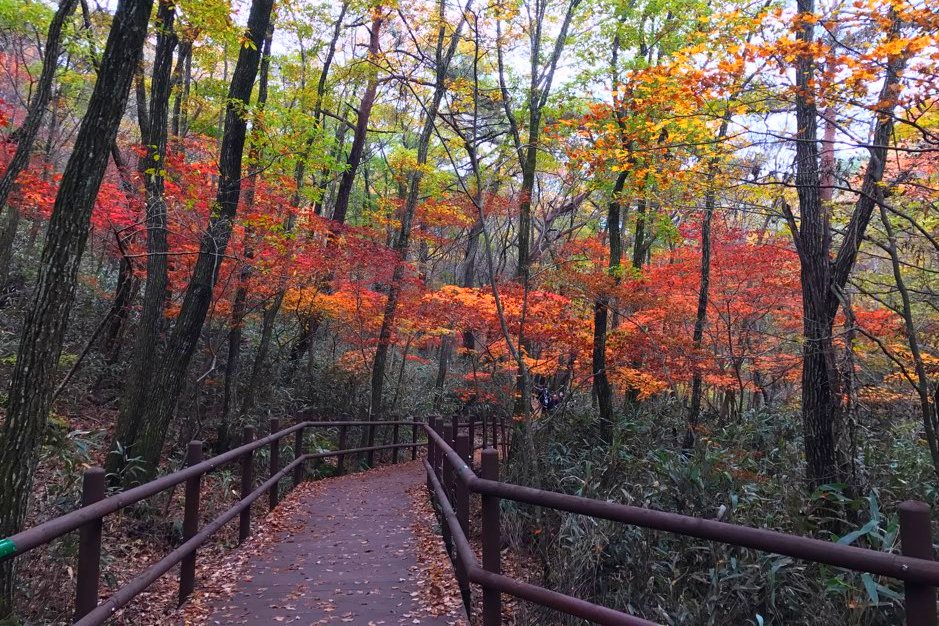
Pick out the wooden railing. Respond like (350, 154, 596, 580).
(0, 419, 423, 625)
(424, 416, 939, 626)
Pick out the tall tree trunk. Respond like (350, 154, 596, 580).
(171, 38, 193, 137)
(272, 2, 346, 377)
(108, 0, 178, 480)
(220, 25, 274, 450)
(369, 0, 468, 417)
(241, 291, 284, 415)
(592, 171, 626, 426)
(305, 0, 349, 217)
(684, 116, 731, 448)
(786, 0, 906, 489)
(878, 206, 939, 482)
(0, 0, 153, 613)
(331, 12, 383, 225)
(129, 0, 274, 481)
(0, 0, 80, 287)
(433, 335, 452, 411)
(460, 217, 483, 349)
(631, 197, 647, 269)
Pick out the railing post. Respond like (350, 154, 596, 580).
(239, 426, 255, 544)
(411, 418, 419, 461)
(427, 417, 437, 467)
(492, 415, 498, 453)
(368, 422, 378, 466)
(293, 424, 305, 488)
(269, 418, 280, 511)
(442, 424, 454, 505)
(455, 434, 470, 535)
(337, 424, 348, 475)
(392, 422, 400, 464)
(451, 415, 459, 443)
(427, 418, 438, 492)
(74, 467, 105, 620)
(900, 500, 937, 626)
(481, 414, 487, 449)
(179, 440, 203, 605)
(468, 419, 476, 458)
(481, 449, 502, 626)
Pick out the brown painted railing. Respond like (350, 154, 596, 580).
(0, 418, 424, 625)
(423, 416, 939, 626)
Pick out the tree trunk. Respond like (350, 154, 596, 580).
(220, 25, 274, 449)
(369, 0, 467, 417)
(0, 0, 80, 287)
(171, 39, 192, 137)
(433, 335, 452, 411)
(129, 0, 274, 481)
(460, 217, 483, 349)
(787, 0, 906, 489)
(632, 197, 647, 269)
(108, 0, 178, 480)
(684, 116, 731, 448)
(592, 171, 626, 426)
(0, 0, 153, 613)
(241, 291, 284, 415)
(331, 13, 383, 225)
(879, 205, 939, 482)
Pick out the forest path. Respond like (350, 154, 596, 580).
(198, 462, 464, 625)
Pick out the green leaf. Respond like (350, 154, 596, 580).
(837, 519, 878, 546)
(861, 573, 879, 604)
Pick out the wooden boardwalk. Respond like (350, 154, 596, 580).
(200, 462, 464, 625)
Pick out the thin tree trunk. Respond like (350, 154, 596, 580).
(433, 335, 452, 411)
(369, 0, 469, 417)
(220, 25, 274, 449)
(331, 12, 383, 225)
(684, 115, 731, 448)
(0, 0, 80, 287)
(171, 38, 192, 137)
(878, 205, 939, 482)
(241, 291, 284, 415)
(108, 0, 178, 480)
(129, 0, 274, 481)
(632, 197, 647, 269)
(592, 171, 626, 426)
(461, 217, 483, 349)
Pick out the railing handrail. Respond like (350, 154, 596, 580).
(424, 457, 654, 626)
(74, 440, 422, 625)
(423, 422, 939, 586)
(423, 419, 938, 626)
(0, 419, 420, 563)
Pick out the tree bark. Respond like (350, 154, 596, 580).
(220, 25, 274, 449)
(684, 116, 731, 448)
(0, 0, 153, 613)
(369, 0, 469, 417)
(331, 13, 383, 225)
(460, 217, 483, 349)
(0, 0, 80, 287)
(171, 38, 193, 137)
(108, 0, 178, 480)
(129, 0, 275, 481)
(592, 171, 626, 426)
(786, 0, 906, 489)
